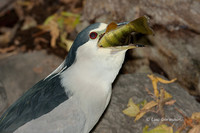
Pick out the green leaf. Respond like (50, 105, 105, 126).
(143, 124, 173, 133)
(137, 100, 147, 108)
(43, 15, 56, 25)
(123, 98, 140, 117)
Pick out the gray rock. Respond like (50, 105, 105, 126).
(83, 0, 139, 23)
(0, 0, 15, 10)
(83, 0, 200, 33)
(131, 30, 200, 97)
(0, 50, 62, 108)
(0, 81, 7, 115)
(92, 73, 200, 133)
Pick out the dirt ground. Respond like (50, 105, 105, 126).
(0, 0, 83, 58)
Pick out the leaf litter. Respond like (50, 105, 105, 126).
(122, 74, 200, 133)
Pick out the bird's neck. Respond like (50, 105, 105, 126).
(60, 49, 126, 133)
(69, 50, 126, 84)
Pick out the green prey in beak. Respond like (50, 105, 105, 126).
(98, 16, 154, 50)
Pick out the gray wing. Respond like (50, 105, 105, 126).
(14, 97, 86, 133)
(0, 75, 70, 133)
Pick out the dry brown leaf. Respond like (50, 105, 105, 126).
(49, 21, 59, 48)
(147, 74, 159, 97)
(142, 100, 158, 110)
(147, 74, 177, 98)
(135, 110, 147, 121)
(157, 77, 177, 84)
(16, 1, 35, 11)
(188, 125, 200, 133)
(191, 112, 200, 121)
(164, 90, 172, 99)
(135, 101, 157, 121)
(165, 100, 176, 105)
(0, 27, 17, 45)
(21, 16, 37, 30)
(34, 37, 48, 44)
(0, 46, 16, 54)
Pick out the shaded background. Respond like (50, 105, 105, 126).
(0, 0, 200, 132)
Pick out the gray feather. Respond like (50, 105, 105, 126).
(0, 75, 71, 133)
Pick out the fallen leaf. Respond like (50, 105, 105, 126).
(62, 11, 80, 32)
(0, 27, 17, 45)
(191, 112, 200, 121)
(143, 124, 173, 133)
(49, 21, 59, 48)
(165, 100, 176, 105)
(135, 101, 157, 121)
(16, 1, 34, 10)
(188, 125, 200, 133)
(142, 100, 157, 110)
(0, 46, 16, 54)
(137, 100, 147, 108)
(135, 110, 147, 121)
(164, 90, 172, 99)
(147, 74, 177, 98)
(147, 74, 159, 97)
(123, 98, 140, 117)
(65, 40, 73, 51)
(21, 16, 37, 30)
(34, 37, 48, 46)
(60, 31, 73, 51)
(43, 14, 56, 25)
(38, 11, 80, 49)
(157, 77, 177, 84)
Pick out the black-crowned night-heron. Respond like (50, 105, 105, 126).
(0, 16, 153, 133)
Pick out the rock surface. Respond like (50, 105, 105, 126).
(0, 50, 62, 109)
(0, 81, 7, 115)
(83, 0, 200, 33)
(142, 30, 200, 97)
(93, 73, 200, 133)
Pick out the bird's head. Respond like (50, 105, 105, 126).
(64, 22, 127, 70)
(58, 22, 131, 83)
(47, 17, 153, 82)
(64, 16, 153, 70)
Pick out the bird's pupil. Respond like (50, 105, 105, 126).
(89, 32, 98, 39)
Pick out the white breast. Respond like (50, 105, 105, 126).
(60, 42, 127, 132)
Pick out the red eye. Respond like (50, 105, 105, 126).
(89, 32, 98, 39)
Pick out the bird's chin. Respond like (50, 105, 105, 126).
(108, 44, 137, 50)
(98, 44, 137, 51)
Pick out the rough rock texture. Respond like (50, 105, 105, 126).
(140, 30, 200, 97)
(83, 0, 200, 33)
(0, 0, 14, 10)
(83, 0, 200, 97)
(83, 0, 139, 23)
(93, 73, 200, 133)
(0, 50, 62, 110)
(0, 81, 7, 115)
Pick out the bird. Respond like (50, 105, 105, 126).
(0, 16, 153, 133)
